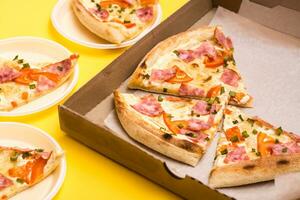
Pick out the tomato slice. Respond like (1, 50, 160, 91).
(225, 126, 244, 143)
(166, 66, 193, 83)
(21, 92, 29, 100)
(163, 112, 188, 134)
(204, 56, 224, 68)
(100, 1, 130, 8)
(140, 0, 158, 6)
(206, 85, 221, 98)
(224, 108, 232, 115)
(29, 72, 59, 83)
(257, 132, 274, 156)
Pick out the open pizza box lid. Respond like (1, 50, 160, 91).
(59, 0, 300, 199)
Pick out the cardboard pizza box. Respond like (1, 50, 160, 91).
(59, 0, 300, 199)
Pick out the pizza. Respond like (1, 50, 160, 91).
(128, 26, 253, 107)
(72, 0, 159, 44)
(0, 146, 61, 199)
(0, 54, 78, 111)
(114, 90, 227, 166)
(209, 105, 300, 188)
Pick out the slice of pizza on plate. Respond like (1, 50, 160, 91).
(72, 0, 159, 44)
(0, 54, 78, 111)
(209, 105, 300, 188)
(114, 90, 228, 166)
(0, 146, 62, 199)
(128, 26, 252, 107)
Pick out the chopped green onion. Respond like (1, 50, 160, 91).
(252, 129, 258, 135)
(22, 152, 31, 159)
(96, 3, 101, 10)
(242, 130, 249, 138)
(10, 152, 19, 162)
(220, 86, 225, 94)
(282, 147, 288, 153)
(22, 63, 30, 69)
(163, 133, 172, 140)
(229, 91, 236, 97)
(185, 133, 197, 138)
(275, 139, 279, 144)
(230, 135, 239, 142)
(256, 152, 261, 156)
(205, 137, 210, 141)
(158, 95, 163, 102)
(35, 148, 44, 152)
(247, 118, 255, 127)
(163, 88, 168, 92)
(13, 55, 19, 61)
(173, 50, 180, 56)
(238, 114, 244, 121)
(276, 127, 283, 136)
(29, 84, 36, 89)
(142, 73, 150, 79)
(252, 148, 256, 152)
(124, 20, 131, 24)
(232, 120, 238, 124)
(16, 178, 24, 184)
(220, 149, 228, 155)
(17, 59, 24, 64)
(130, 9, 136, 14)
(177, 124, 184, 129)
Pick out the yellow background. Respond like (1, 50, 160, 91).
(0, 0, 187, 199)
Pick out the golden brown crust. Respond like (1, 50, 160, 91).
(72, 0, 157, 44)
(209, 153, 300, 188)
(113, 90, 203, 166)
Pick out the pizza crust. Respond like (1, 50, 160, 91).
(72, 0, 157, 44)
(209, 153, 300, 188)
(114, 90, 203, 166)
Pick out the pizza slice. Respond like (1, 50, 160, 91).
(209, 105, 300, 188)
(0, 146, 62, 199)
(72, 0, 159, 44)
(0, 54, 78, 111)
(128, 26, 252, 107)
(114, 90, 227, 166)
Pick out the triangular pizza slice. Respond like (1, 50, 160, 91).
(114, 90, 228, 166)
(128, 26, 252, 107)
(0, 146, 61, 199)
(0, 54, 78, 111)
(209, 105, 300, 188)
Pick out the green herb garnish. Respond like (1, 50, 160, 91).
(252, 129, 258, 135)
(276, 127, 283, 136)
(275, 139, 279, 144)
(252, 148, 256, 152)
(16, 178, 24, 184)
(220, 86, 225, 94)
(124, 20, 131, 24)
(232, 120, 238, 124)
(158, 95, 163, 102)
(282, 147, 288, 153)
(10, 152, 19, 162)
(230, 135, 239, 143)
(96, 3, 101, 10)
(141, 73, 150, 79)
(29, 84, 36, 89)
(238, 114, 244, 121)
(229, 91, 236, 97)
(177, 123, 184, 129)
(35, 148, 44, 152)
(173, 50, 180, 56)
(247, 118, 255, 127)
(256, 152, 261, 156)
(163, 88, 168, 92)
(163, 133, 172, 140)
(242, 130, 249, 138)
(185, 133, 197, 138)
(22, 63, 30, 69)
(220, 149, 228, 155)
(22, 152, 31, 159)
(17, 59, 24, 64)
(13, 55, 19, 61)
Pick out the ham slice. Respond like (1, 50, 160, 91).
(136, 7, 153, 22)
(90, 8, 109, 20)
(179, 83, 205, 97)
(150, 67, 176, 82)
(36, 76, 57, 92)
(175, 42, 217, 63)
(272, 142, 300, 155)
(0, 173, 13, 191)
(0, 66, 20, 83)
(131, 95, 163, 117)
(220, 68, 240, 87)
(43, 58, 72, 78)
(192, 100, 209, 115)
(214, 27, 233, 50)
(187, 119, 211, 131)
(224, 146, 249, 164)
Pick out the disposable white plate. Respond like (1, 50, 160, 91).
(0, 37, 79, 117)
(51, 0, 162, 49)
(0, 122, 66, 200)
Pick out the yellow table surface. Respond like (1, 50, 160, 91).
(0, 0, 188, 199)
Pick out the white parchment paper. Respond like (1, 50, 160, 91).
(102, 6, 300, 200)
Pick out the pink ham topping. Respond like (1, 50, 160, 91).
(0, 173, 13, 191)
(214, 27, 233, 50)
(123, 0, 135, 5)
(224, 146, 249, 164)
(90, 8, 109, 20)
(192, 100, 209, 115)
(220, 68, 240, 87)
(187, 119, 211, 131)
(136, 7, 153, 22)
(150, 67, 176, 82)
(0, 66, 20, 83)
(179, 83, 205, 97)
(43, 58, 72, 78)
(37, 76, 56, 92)
(175, 42, 217, 63)
(179, 129, 209, 144)
(131, 95, 163, 117)
(272, 142, 300, 155)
